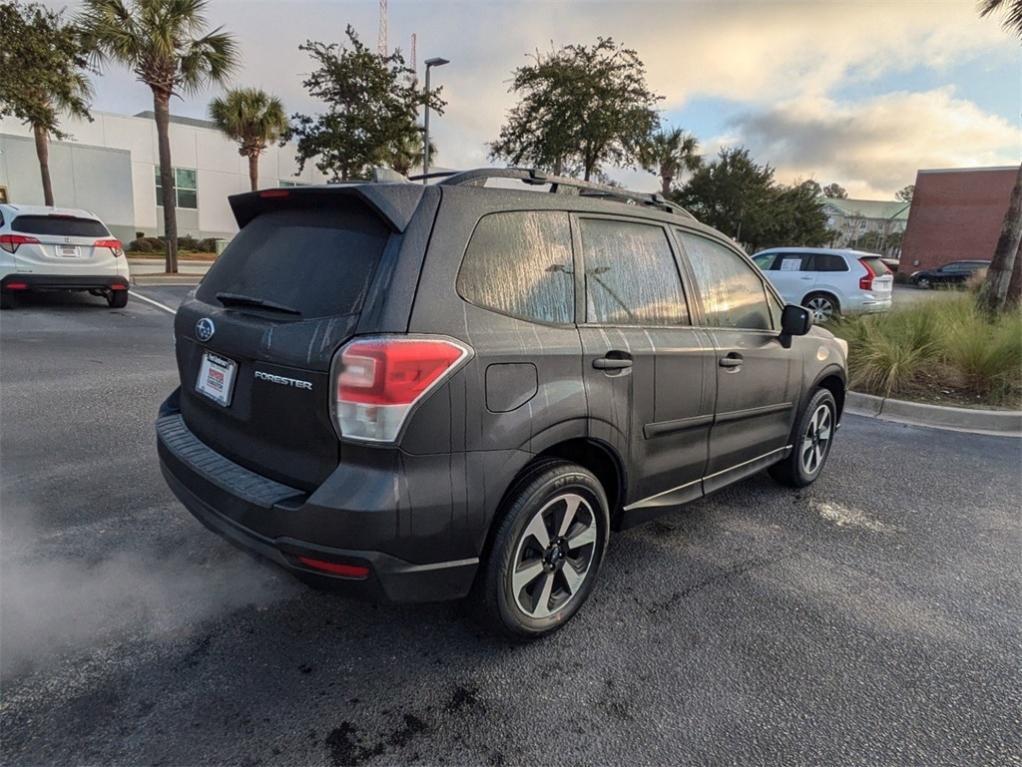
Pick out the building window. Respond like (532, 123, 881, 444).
(279, 180, 305, 188)
(155, 167, 197, 209)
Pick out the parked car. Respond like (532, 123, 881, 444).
(0, 204, 130, 309)
(910, 260, 990, 289)
(752, 247, 893, 322)
(156, 169, 848, 638)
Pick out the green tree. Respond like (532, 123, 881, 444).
(823, 182, 848, 199)
(209, 87, 288, 191)
(490, 37, 661, 180)
(638, 127, 700, 197)
(675, 147, 829, 252)
(288, 27, 442, 182)
(979, 0, 1022, 37)
(386, 131, 436, 177)
(79, 0, 238, 274)
(896, 184, 914, 202)
(0, 2, 93, 206)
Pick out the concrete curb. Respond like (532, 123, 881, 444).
(846, 391, 1022, 437)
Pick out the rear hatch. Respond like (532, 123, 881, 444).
(8, 214, 121, 274)
(174, 185, 425, 489)
(861, 255, 893, 295)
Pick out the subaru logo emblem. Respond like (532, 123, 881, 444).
(195, 318, 215, 342)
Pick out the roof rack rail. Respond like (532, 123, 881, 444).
(430, 167, 693, 219)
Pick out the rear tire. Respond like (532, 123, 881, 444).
(107, 290, 128, 308)
(769, 388, 837, 488)
(473, 460, 610, 640)
(802, 292, 839, 322)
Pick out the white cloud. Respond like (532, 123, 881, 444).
(721, 87, 1022, 196)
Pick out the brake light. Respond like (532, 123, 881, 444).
(859, 258, 875, 291)
(94, 238, 123, 257)
(4, 281, 29, 290)
(331, 336, 471, 443)
(297, 556, 369, 579)
(260, 189, 290, 198)
(0, 234, 40, 254)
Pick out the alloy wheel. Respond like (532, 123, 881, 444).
(806, 296, 835, 322)
(801, 403, 833, 476)
(510, 493, 598, 619)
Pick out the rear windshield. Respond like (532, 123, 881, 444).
(196, 206, 389, 319)
(13, 215, 109, 237)
(862, 256, 891, 276)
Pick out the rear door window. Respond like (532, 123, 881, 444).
(808, 253, 848, 272)
(579, 218, 689, 326)
(677, 232, 773, 331)
(196, 205, 389, 319)
(457, 211, 574, 324)
(12, 215, 109, 238)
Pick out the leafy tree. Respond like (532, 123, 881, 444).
(288, 27, 443, 182)
(79, 0, 238, 274)
(638, 127, 700, 197)
(799, 179, 823, 197)
(823, 182, 848, 199)
(490, 37, 661, 180)
(895, 184, 914, 202)
(979, 0, 1022, 38)
(979, 163, 1022, 312)
(209, 87, 288, 191)
(675, 147, 829, 252)
(0, 2, 93, 206)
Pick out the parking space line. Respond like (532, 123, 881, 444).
(129, 290, 177, 315)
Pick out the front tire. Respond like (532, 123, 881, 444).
(473, 460, 610, 639)
(769, 388, 837, 488)
(107, 289, 128, 308)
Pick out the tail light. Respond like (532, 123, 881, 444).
(858, 258, 876, 291)
(0, 234, 40, 254)
(296, 556, 369, 579)
(95, 238, 123, 257)
(331, 336, 472, 443)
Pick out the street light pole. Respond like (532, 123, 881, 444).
(422, 56, 449, 182)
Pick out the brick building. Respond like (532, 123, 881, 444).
(900, 166, 1019, 273)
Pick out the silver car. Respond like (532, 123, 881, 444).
(752, 247, 894, 321)
(0, 204, 131, 310)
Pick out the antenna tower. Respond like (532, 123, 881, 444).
(377, 0, 388, 56)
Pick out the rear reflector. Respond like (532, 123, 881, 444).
(94, 238, 124, 257)
(4, 282, 29, 290)
(297, 556, 369, 579)
(260, 189, 290, 198)
(110, 283, 128, 290)
(0, 234, 40, 254)
(331, 336, 472, 443)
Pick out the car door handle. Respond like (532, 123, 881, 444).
(800, 276, 813, 280)
(593, 357, 632, 370)
(719, 353, 744, 369)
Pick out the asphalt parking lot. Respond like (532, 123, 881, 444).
(1, 286, 1020, 766)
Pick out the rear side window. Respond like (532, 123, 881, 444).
(678, 232, 772, 331)
(196, 206, 389, 319)
(12, 215, 108, 238)
(809, 254, 848, 272)
(580, 219, 688, 326)
(457, 211, 574, 324)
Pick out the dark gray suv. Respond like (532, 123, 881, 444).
(156, 169, 847, 638)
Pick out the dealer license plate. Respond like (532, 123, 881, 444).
(195, 351, 236, 407)
(57, 245, 80, 258)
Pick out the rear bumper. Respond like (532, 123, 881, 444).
(155, 394, 479, 603)
(1, 273, 129, 291)
(847, 293, 892, 314)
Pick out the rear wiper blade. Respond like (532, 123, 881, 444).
(215, 291, 302, 316)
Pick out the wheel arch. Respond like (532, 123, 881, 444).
(805, 365, 847, 422)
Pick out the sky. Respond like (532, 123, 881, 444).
(50, 0, 1022, 199)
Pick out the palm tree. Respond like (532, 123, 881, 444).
(78, 0, 237, 273)
(387, 131, 437, 177)
(638, 127, 700, 197)
(979, 0, 1022, 38)
(209, 88, 287, 191)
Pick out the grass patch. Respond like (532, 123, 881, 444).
(832, 294, 1022, 409)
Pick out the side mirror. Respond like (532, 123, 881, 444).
(779, 304, 812, 349)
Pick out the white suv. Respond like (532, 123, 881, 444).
(0, 204, 131, 310)
(752, 247, 893, 321)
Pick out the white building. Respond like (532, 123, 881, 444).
(0, 110, 327, 242)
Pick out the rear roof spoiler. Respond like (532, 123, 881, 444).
(229, 184, 427, 233)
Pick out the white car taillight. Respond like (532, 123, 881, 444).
(330, 336, 472, 443)
(95, 238, 124, 257)
(858, 258, 875, 291)
(0, 234, 40, 254)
